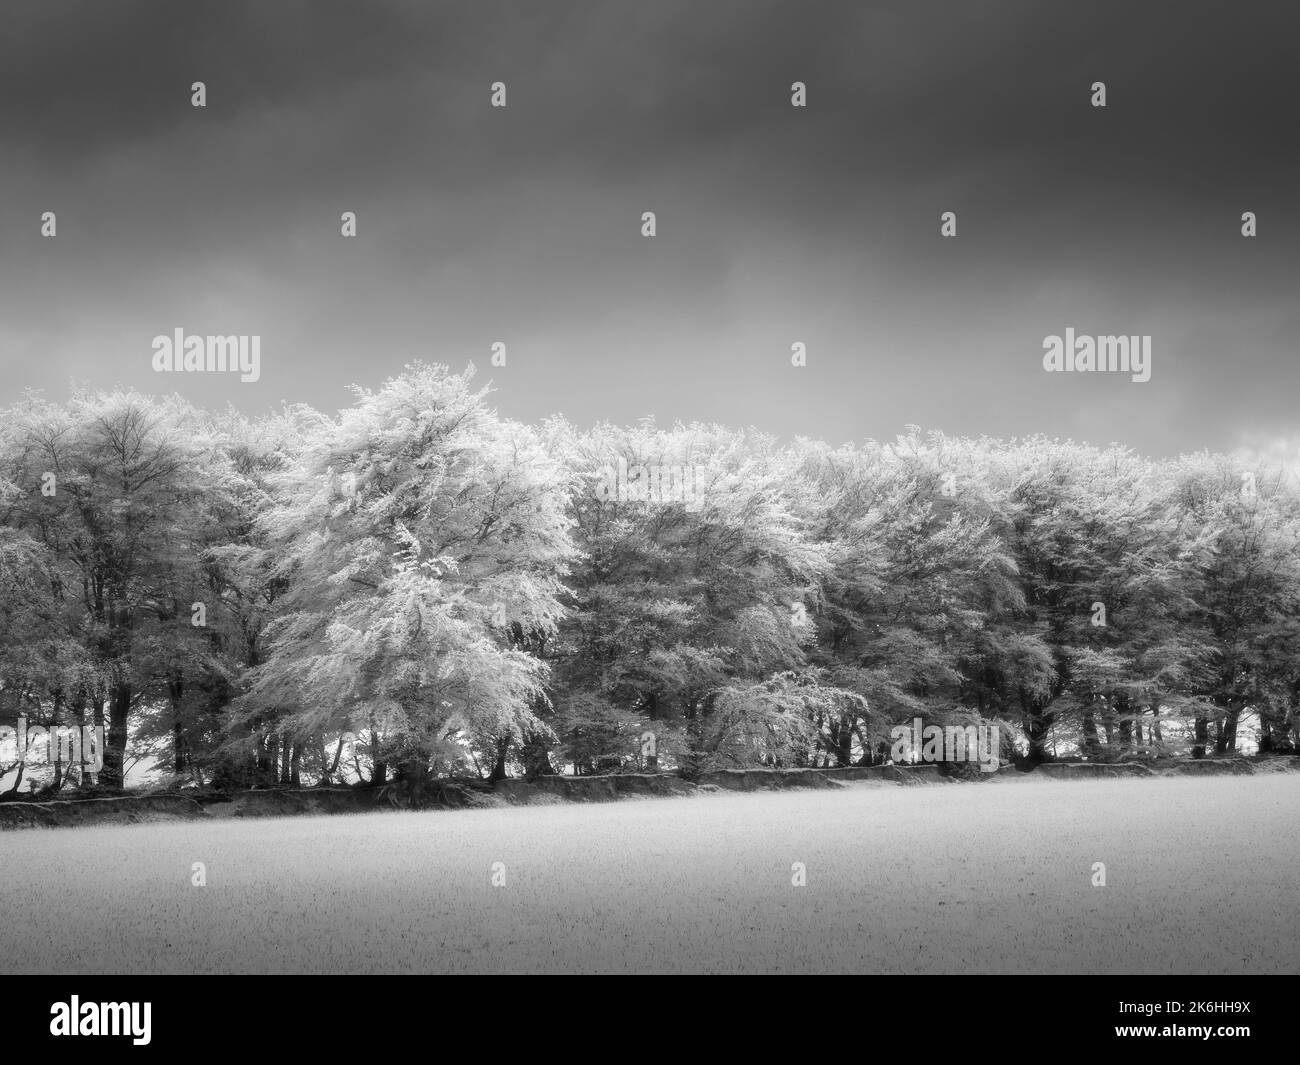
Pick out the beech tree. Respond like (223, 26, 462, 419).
(794, 432, 1026, 765)
(0, 389, 226, 788)
(238, 363, 578, 785)
(540, 419, 829, 774)
(1166, 454, 1300, 756)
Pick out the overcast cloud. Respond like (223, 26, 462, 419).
(2, 0, 1297, 456)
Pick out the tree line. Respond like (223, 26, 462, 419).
(2, 362, 1298, 795)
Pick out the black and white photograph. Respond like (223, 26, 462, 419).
(0, 0, 1296, 1036)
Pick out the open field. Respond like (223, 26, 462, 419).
(2, 774, 1296, 974)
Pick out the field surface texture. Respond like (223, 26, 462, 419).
(2, 775, 1295, 974)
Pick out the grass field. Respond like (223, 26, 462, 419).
(2, 774, 1296, 974)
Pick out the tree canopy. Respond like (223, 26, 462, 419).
(3, 368, 1298, 794)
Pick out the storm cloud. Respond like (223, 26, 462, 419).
(1, 0, 1296, 455)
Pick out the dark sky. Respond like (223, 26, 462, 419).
(2, 0, 1297, 457)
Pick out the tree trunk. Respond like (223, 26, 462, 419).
(1116, 695, 1133, 752)
(87, 695, 105, 786)
(1192, 713, 1209, 759)
(1081, 699, 1102, 759)
(367, 715, 386, 786)
(169, 674, 186, 774)
(835, 713, 853, 767)
(69, 690, 88, 786)
(50, 690, 65, 792)
(1024, 693, 1054, 764)
(316, 734, 332, 785)
(488, 737, 509, 783)
(1216, 704, 1241, 754)
(258, 731, 278, 786)
(100, 682, 132, 789)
